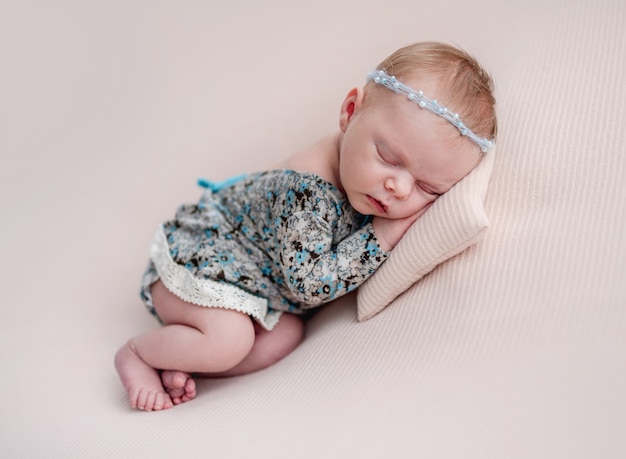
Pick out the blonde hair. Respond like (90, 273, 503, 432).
(368, 42, 497, 141)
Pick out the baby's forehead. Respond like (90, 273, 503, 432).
(372, 95, 480, 161)
(366, 70, 492, 154)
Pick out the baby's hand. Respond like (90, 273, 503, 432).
(372, 214, 418, 252)
(372, 203, 432, 252)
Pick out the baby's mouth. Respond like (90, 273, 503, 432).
(367, 195, 387, 213)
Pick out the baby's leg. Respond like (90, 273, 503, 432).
(203, 313, 305, 377)
(115, 281, 255, 410)
(160, 313, 304, 394)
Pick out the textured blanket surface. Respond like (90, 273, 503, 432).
(1, 0, 624, 457)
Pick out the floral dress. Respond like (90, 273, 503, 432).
(141, 169, 388, 330)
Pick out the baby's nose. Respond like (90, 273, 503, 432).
(385, 177, 411, 200)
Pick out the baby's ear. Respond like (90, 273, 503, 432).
(339, 87, 365, 132)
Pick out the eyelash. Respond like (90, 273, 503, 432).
(417, 183, 441, 197)
(377, 147, 397, 166)
(376, 145, 391, 164)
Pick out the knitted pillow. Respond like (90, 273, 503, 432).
(357, 147, 496, 321)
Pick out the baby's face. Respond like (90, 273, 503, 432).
(339, 86, 481, 220)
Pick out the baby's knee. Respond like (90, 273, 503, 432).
(223, 315, 256, 367)
(278, 314, 305, 347)
(199, 311, 256, 372)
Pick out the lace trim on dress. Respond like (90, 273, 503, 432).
(149, 226, 282, 331)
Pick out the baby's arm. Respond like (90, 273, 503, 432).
(277, 212, 388, 307)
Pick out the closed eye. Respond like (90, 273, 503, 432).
(377, 145, 399, 167)
(417, 182, 442, 197)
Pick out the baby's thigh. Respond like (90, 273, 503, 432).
(150, 280, 254, 337)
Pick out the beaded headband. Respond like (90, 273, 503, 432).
(367, 70, 494, 153)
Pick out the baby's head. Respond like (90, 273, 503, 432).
(337, 42, 497, 220)
(365, 42, 497, 154)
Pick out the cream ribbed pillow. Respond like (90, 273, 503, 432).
(357, 147, 496, 321)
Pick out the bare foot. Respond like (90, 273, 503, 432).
(114, 343, 174, 411)
(161, 370, 197, 405)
